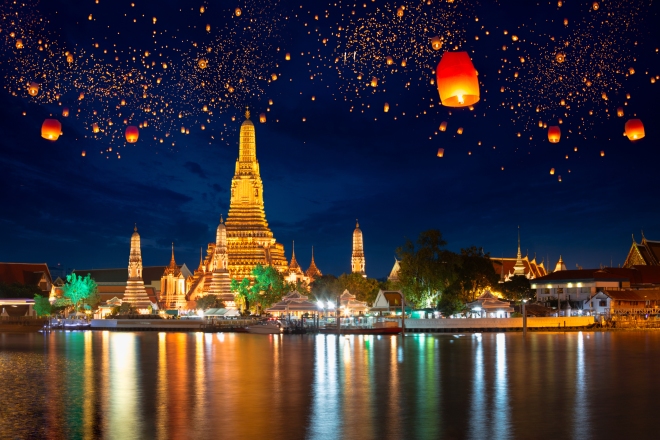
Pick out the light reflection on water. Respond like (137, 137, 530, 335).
(0, 331, 659, 440)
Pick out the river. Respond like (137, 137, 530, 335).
(0, 331, 657, 440)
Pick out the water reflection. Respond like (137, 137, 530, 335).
(1, 331, 659, 439)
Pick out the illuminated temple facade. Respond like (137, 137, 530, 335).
(351, 221, 366, 277)
(623, 233, 660, 268)
(123, 226, 152, 309)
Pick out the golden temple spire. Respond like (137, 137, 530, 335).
(306, 246, 322, 280)
(245, 107, 250, 120)
(352, 220, 366, 276)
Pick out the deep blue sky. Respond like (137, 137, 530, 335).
(1, 0, 659, 279)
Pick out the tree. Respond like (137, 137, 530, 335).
(61, 273, 98, 312)
(437, 291, 465, 317)
(396, 230, 459, 308)
(33, 294, 52, 317)
(337, 273, 380, 305)
(501, 275, 531, 301)
(450, 246, 500, 303)
(310, 274, 341, 300)
(250, 264, 290, 311)
(231, 278, 252, 312)
(196, 295, 225, 310)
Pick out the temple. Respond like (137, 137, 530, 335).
(623, 233, 660, 267)
(123, 225, 152, 310)
(161, 244, 187, 310)
(285, 241, 307, 284)
(351, 220, 366, 277)
(224, 110, 288, 279)
(305, 246, 322, 281)
(491, 229, 547, 281)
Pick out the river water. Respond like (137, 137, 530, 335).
(0, 331, 657, 440)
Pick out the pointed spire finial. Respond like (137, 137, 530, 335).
(134, 223, 137, 232)
(245, 107, 250, 120)
(356, 218, 359, 228)
(220, 214, 224, 224)
(292, 240, 296, 256)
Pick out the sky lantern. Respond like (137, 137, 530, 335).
(66, 53, 74, 63)
(15, 39, 24, 49)
(200, 6, 205, 13)
(550, 168, 555, 175)
(125, 126, 139, 143)
(384, 102, 389, 113)
(92, 123, 99, 133)
(617, 107, 624, 117)
(397, 7, 404, 17)
(259, 113, 266, 123)
(436, 52, 480, 107)
(41, 119, 61, 141)
(556, 53, 565, 63)
(235, 7, 242, 16)
(285, 53, 291, 60)
(625, 119, 645, 140)
(27, 82, 40, 96)
(600, 150, 605, 157)
(62, 108, 69, 117)
(198, 58, 208, 69)
(437, 148, 444, 158)
(81, 151, 86, 157)
(431, 37, 443, 51)
(592, 2, 599, 10)
(386, 56, 393, 65)
(548, 126, 561, 143)
(401, 59, 407, 67)
(370, 77, 378, 87)
(457, 127, 464, 135)
(271, 73, 278, 81)
(439, 121, 447, 132)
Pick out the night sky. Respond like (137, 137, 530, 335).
(1, 0, 658, 279)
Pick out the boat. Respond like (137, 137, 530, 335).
(0, 317, 48, 333)
(245, 320, 285, 334)
(318, 326, 403, 335)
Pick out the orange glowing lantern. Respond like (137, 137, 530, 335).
(401, 59, 407, 67)
(625, 119, 645, 140)
(28, 82, 40, 96)
(285, 53, 291, 61)
(41, 119, 61, 141)
(125, 126, 139, 143)
(592, 2, 599, 10)
(198, 58, 208, 69)
(457, 127, 464, 135)
(437, 148, 444, 158)
(66, 53, 74, 63)
(259, 113, 266, 123)
(384, 102, 390, 113)
(92, 123, 99, 133)
(600, 150, 605, 157)
(436, 51, 480, 107)
(62, 107, 69, 117)
(397, 7, 404, 17)
(235, 7, 242, 16)
(16, 39, 24, 49)
(81, 151, 86, 157)
(431, 36, 443, 51)
(386, 56, 393, 65)
(550, 168, 555, 175)
(556, 52, 565, 63)
(271, 73, 278, 81)
(617, 107, 624, 117)
(439, 121, 447, 132)
(370, 77, 378, 87)
(548, 126, 561, 143)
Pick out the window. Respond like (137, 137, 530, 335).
(599, 300, 607, 307)
(557, 288, 564, 294)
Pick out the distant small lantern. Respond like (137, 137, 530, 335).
(600, 150, 605, 157)
(436, 51, 480, 107)
(271, 73, 278, 81)
(62, 107, 69, 117)
(28, 82, 40, 96)
(401, 59, 407, 67)
(181, 126, 186, 134)
(79, 92, 85, 100)
(384, 102, 390, 113)
(437, 148, 444, 158)
(235, 7, 242, 16)
(259, 113, 266, 123)
(66, 54, 74, 63)
(457, 127, 464, 135)
(81, 150, 86, 157)
(200, 6, 205, 13)
(202, 105, 208, 112)
(41, 119, 61, 141)
(15, 39, 24, 49)
(550, 168, 555, 175)
(556, 52, 565, 63)
(625, 119, 645, 140)
(617, 107, 624, 117)
(592, 2, 599, 10)
(396, 7, 404, 17)
(206, 24, 211, 32)
(439, 121, 447, 132)
(548, 126, 561, 143)
(92, 123, 99, 133)
(125, 126, 139, 143)
(285, 53, 291, 61)
(386, 56, 393, 65)
(431, 36, 443, 51)
(198, 58, 208, 69)
(558, 175, 562, 182)
(370, 77, 378, 87)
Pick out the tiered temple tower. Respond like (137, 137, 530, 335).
(161, 244, 187, 310)
(305, 246, 322, 281)
(224, 110, 288, 279)
(513, 227, 526, 276)
(351, 220, 366, 277)
(207, 216, 234, 305)
(123, 225, 152, 309)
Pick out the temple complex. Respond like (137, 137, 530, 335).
(123, 226, 152, 309)
(207, 216, 235, 305)
(491, 230, 547, 281)
(351, 220, 366, 277)
(285, 241, 308, 284)
(624, 233, 660, 267)
(224, 110, 288, 279)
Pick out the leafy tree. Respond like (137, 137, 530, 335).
(33, 294, 52, 317)
(396, 230, 459, 308)
(0, 282, 42, 299)
(449, 246, 500, 303)
(501, 275, 531, 301)
(250, 264, 289, 311)
(62, 273, 98, 311)
(231, 277, 252, 312)
(196, 294, 225, 310)
(337, 273, 380, 305)
(119, 302, 136, 314)
(437, 291, 465, 317)
(310, 274, 341, 300)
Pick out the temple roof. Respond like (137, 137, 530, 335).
(73, 265, 191, 285)
(305, 246, 322, 279)
(0, 262, 52, 288)
(288, 242, 304, 275)
(492, 256, 547, 280)
(163, 244, 181, 276)
(624, 234, 660, 267)
(532, 266, 660, 285)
